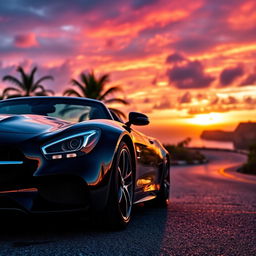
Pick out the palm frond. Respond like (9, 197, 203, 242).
(2, 76, 23, 88)
(108, 107, 126, 119)
(17, 66, 26, 75)
(80, 73, 89, 86)
(85, 72, 99, 98)
(34, 91, 48, 96)
(99, 86, 122, 101)
(71, 79, 87, 97)
(31, 67, 37, 76)
(34, 76, 54, 87)
(98, 74, 110, 87)
(63, 89, 82, 97)
(2, 87, 22, 97)
(104, 98, 129, 105)
(33, 87, 53, 96)
(43, 89, 55, 95)
(6, 94, 23, 99)
(31, 84, 45, 93)
(29, 67, 37, 86)
(17, 66, 28, 90)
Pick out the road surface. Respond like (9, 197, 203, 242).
(0, 151, 255, 256)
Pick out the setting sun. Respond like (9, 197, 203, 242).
(186, 113, 224, 126)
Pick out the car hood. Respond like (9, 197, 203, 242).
(0, 114, 123, 145)
(0, 114, 72, 135)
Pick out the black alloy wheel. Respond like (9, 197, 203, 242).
(104, 142, 134, 229)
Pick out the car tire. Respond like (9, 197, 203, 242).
(152, 158, 170, 207)
(104, 141, 134, 230)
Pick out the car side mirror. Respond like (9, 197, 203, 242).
(126, 112, 149, 127)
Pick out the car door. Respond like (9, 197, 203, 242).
(130, 129, 162, 200)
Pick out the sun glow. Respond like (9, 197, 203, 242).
(187, 113, 224, 126)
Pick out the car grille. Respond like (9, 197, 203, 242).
(0, 147, 24, 161)
(0, 147, 38, 191)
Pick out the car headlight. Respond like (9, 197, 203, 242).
(42, 130, 100, 160)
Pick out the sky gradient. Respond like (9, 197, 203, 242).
(0, 0, 256, 144)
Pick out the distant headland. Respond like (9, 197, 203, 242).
(201, 122, 256, 150)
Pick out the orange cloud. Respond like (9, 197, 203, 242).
(228, 1, 256, 30)
(86, 3, 199, 39)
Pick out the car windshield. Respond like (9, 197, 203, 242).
(0, 98, 112, 123)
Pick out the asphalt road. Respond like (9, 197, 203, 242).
(0, 151, 255, 256)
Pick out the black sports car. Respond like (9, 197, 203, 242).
(0, 97, 170, 229)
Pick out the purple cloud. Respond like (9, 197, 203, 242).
(221, 96, 238, 105)
(167, 60, 215, 89)
(179, 92, 192, 103)
(166, 53, 186, 64)
(132, 0, 158, 9)
(210, 95, 219, 105)
(196, 93, 207, 101)
(244, 96, 256, 105)
(240, 73, 256, 86)
(172, 36, 216, 54)
(219, 65, 244, 87)
(153, 96, 171, 109)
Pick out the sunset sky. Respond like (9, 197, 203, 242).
(0, 0, 256, 144)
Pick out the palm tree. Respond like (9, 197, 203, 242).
(2, 66, 54, 98)
(63, 71, 128, 118)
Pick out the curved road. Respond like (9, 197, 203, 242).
(0, 151, 255, 256)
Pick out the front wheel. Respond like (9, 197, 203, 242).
(104, 142, 134, 229)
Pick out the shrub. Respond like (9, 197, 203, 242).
(164, 138, 206, 163)
(241, 142, 256, 175)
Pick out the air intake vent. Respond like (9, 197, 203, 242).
(0, 147, 38, 191)
(0, 147, 24, 161)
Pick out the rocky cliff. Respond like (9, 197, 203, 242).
(201, 122, 256, 149)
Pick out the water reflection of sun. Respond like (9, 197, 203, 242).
(187, 113, 223, 126)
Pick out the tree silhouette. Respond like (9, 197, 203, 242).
(63, 71, 128, 118)
(2, 66, 54, 98)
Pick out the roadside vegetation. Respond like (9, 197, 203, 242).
(240, 143, 256, 175)
(164, 138, 207, 164)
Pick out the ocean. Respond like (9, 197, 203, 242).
(137, 125, 235, 150)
